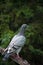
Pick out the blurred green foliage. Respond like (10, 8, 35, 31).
(0, 0, 43, 65)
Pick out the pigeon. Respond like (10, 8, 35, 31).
(2, 24, 27, 61)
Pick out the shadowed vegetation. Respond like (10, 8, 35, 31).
(0, 0, 43, 65)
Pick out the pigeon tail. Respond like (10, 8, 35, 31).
(2, 53, 10, 61)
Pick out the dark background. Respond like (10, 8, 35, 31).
(0, 0, 43, 65)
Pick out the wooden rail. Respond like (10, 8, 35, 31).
(0, 47, 30, 65)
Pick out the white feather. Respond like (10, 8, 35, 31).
(6, 34, 26, 54)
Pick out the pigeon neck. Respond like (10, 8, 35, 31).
(18, 28, 25, 35)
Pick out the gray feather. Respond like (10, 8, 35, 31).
(3, 24, 27, 61)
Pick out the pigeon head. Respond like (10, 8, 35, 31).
(19, 24, 27, 35)
(21, 24, 27, 29)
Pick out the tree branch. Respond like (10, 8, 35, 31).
(0, 47, 30, 65)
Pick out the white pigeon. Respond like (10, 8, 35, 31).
(2, 24, 27, 61)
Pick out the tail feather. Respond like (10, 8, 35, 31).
(2, 53, 10, 61)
